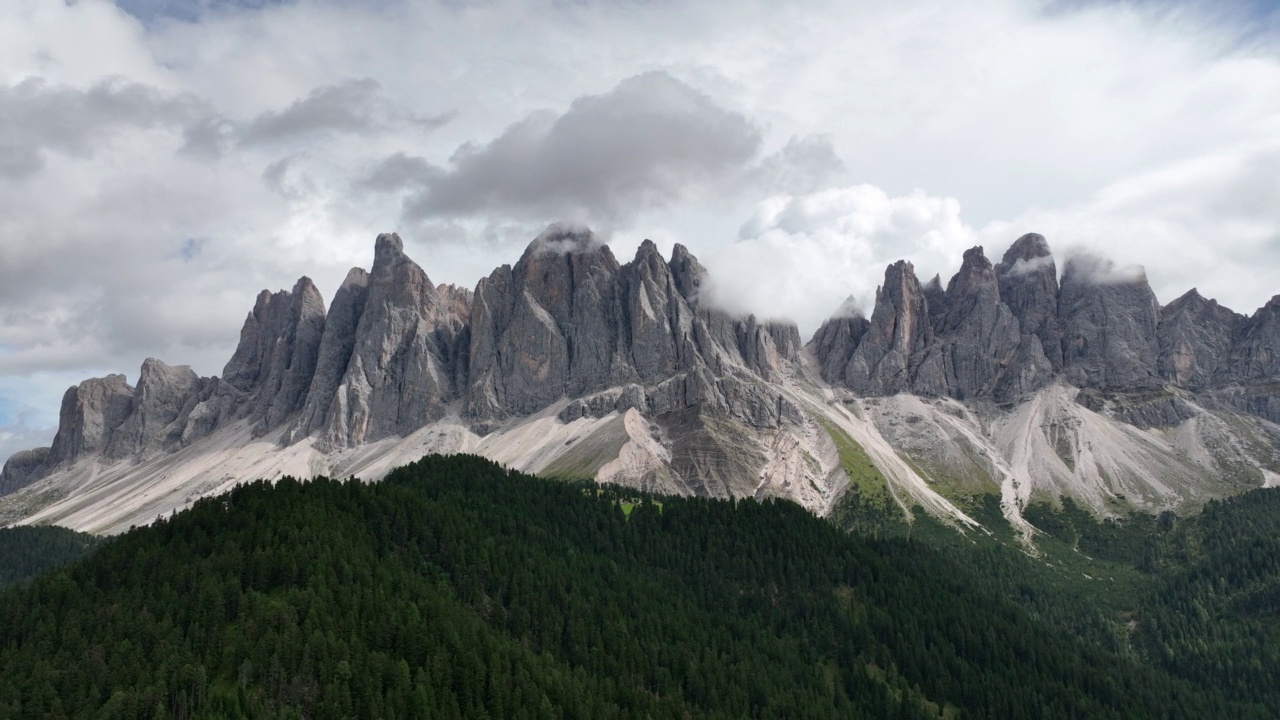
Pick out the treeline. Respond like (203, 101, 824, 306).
(0, 454, 1258, 719)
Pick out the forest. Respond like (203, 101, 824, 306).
(1, 454, 1277, 718)
(0, 525, 101, 588)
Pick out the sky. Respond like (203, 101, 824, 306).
(1, 0, 1278, 461)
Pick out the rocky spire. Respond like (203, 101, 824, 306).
(1219, 295, 1280, 382)
(288, 268, 370, 443)
(922, 274, 948, 333)
(105, 359, 204, 460)
(0, 448, 49, 495)
(622, 239, 697, 384)
(466, 225, 623, 428)
(809, 296, 872, 387)
(1058, 253, 1161, 390)
(915, 246, 1050, 399)
(845, 260, 934, 395)
(1157, 289, 1243, 389)
(320, 233, 470, 447)
(1212, 295, 1280, 423)
(46, 374, 135, 467)
(996, 233, 1063, 370)
(668, 242, 707, 306)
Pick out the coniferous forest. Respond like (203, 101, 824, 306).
(1, 454, 1278, 718)
(0, 525, 100, 588)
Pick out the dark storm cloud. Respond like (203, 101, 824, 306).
(392, 71, 764, 223)
(239, 78, 454, 147)
(0, 78, 207, 179)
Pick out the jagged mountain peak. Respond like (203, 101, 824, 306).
(373, 231, 406, 264)
(668, 242, 707, 304)
(947, 246, 998, 296)
(520, 222, 603, 260)
(1000, 232, 1051, 264)
(339, 266, 369, 290)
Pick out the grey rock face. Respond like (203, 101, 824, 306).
(466, 227, 802, 432)
(1158, 289, 1243, 388)
(0, 447, 50, 495)
(845, 261, 934, 395)
(225, 277, 327, 433)
(622, 239, 691, 384)
(923, 274, 948, 333)
(916, 246, 1049, 400)
(47, 374, 135, 467)
(321, 233, 470, 447)
(1219, 295, 1280, 383)
(288, 268, 369, 443)
(996, 233, 1063, 370)
(466, 226, 615, 427)
(1075, 388, 1199, 429)
(105, 359, 203, 460)
(809, 297, 871, 386)
(668, 242, 707, 305)
(1210, 295, 1280, 424)
(1058, 253, 1162, 390)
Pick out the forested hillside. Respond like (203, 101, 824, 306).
(0, 525, 101, 588)
(0, 454, 1269, 719)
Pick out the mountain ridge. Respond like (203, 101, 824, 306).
(3, 227, 1279, 537)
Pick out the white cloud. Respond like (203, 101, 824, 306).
(704, 185, 978, 336)
(980, 137, 1280, 313)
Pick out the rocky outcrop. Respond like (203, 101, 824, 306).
(179, 277, 328, 442)
(809, 297, 871, 386)
(105, 359, 204, 460)
(466, 226, 621, 428)
(0, 448, 49, 495)
(469, 227, 800, 432)
(996, 233, 1063, 370)
(923, 274, 948, 333)
(845, 261, 934, 396)
(287, 269, 369, 443)
(1157, 289, 1242, 388)
(811, 233, 1279, 424)
(1058, 253, 1161, 391)
(47, 375, 135, 467)
(1219, 295, 1280, 383)
(1211, 295, 1280, 423)
(319, 233, 471, 448)
(916, 246, 1049, 400)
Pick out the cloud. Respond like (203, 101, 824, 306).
(1005, 254, 1056, 277)
(397, 71, 763, 224)
(0, 77, 207, 178)
(980, 138, 1280, 314)
(239, 78, 453, 147)
(704, 185, 978, 337)
(1061, 252, 1148, 285)
(747, 134, 847, 196)
(357, 152, 439, 193)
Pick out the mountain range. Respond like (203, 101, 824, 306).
(3, 226, 1278, 538)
